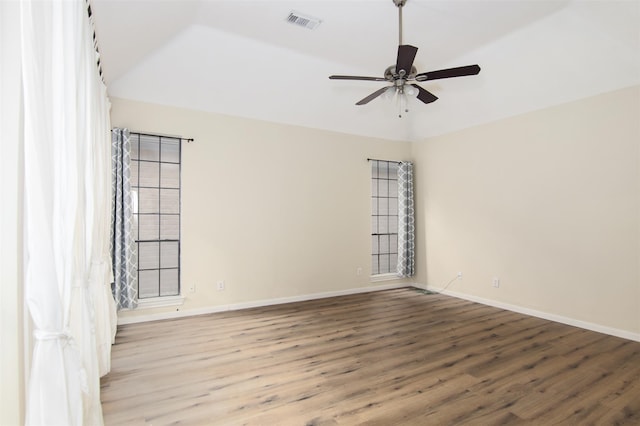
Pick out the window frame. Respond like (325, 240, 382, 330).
(370, 160, 399, 277)
(130, 132, 182, 300)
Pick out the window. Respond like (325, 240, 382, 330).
(130, 132, 181, 298)
(371, 160, 399, 275)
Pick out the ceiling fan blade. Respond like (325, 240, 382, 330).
(396, 45, 418, 76)
(415, 64, 481, 82)
(411, 84, 438, 104)
(356, 86, 390, 105)
(329, 75, 387, 82)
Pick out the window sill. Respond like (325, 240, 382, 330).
(370, 273, 400, 283)
(136, 295, 185, 309)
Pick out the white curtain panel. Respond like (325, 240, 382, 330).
(397, 162, 415, 277)
(86, 15, 118, 378)
(21, 0, 114, 424)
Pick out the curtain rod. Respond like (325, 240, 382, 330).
(86, 1, 104, 81)
(115, 129, 195, 143)
(367, 158, 402, 164)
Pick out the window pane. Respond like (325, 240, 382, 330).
(380, 235, 390, 254)
(378, 179, 389, 197)
(160, 189, 180, 214)
(371, 216, 378, 235)
(160, 215, 180, 240)
(378, 216, 389, 234)
(379, 254, 390, 273)
(139, 135, 160, 161)
(390, 234, 398, 253)
(388, 179, 398, 198)
(389, 215, 398, 234)
(138, 188, 159, 213)
(389, 162, 399, 178)
(161, 138, 180, 163)
(139, 270, 159, 298)
(138, 161, 159, 187)
(161, 163, 179, 188)
(130, 160, 139, 187)
(371, 197, 378, 215)
(132, 213, 139, 240)
(161, 241, 179, 268)
(378, 197, 388, 216)
(371, 179, 378, 197)
(160, 269, 179, 296)
(138, 214, 159, 240)
(138, 242, 159, 269)
(378, 162, 389, 179)
(389, 198, 398, 216)
(371, 255, 379, 275)
(131, 190, 139, 214)
(390, 254, 398, 272)
(130, 133, 140, 160)
(372, 235, 379, 255)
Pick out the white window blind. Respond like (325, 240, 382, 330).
(130, 133, 181, 298)
(371, 160, 399, 275)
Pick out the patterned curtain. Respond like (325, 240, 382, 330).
(397, 162, 415, 277)
(111, 128, 137, 309)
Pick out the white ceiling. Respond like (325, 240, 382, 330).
(92, 0, 640, 142)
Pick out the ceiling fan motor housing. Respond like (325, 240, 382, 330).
(385, 65, 417, 83)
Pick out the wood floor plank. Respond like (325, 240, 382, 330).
(101, 288, 640, 425)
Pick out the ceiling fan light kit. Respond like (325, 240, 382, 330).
(329, 0, 481, 117)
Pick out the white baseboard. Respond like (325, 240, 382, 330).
(412, 283, 640, 343)
(117, 282, 410, 325)
(118, 282, 640, 343)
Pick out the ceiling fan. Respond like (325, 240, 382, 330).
(329, 0, 481, 117)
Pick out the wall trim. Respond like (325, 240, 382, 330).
(413, 283, 640, 343)
(117, 282, 410, 325)
(118, 281, 640, 343)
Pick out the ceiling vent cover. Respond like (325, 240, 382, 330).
(286, 11, 322, 30)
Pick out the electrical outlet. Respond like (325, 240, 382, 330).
(457, 271, 463, 279)
(357, 267, 363, 276)
(492, 277, 500, 288)
(217, 280, 225, 291)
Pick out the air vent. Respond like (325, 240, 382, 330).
(286, 11, 322, 30)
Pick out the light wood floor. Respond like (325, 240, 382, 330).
(101, 288, 640, 425)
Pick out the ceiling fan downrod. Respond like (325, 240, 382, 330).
(394, 0, 409, 117)
(394, 0, 407, 46)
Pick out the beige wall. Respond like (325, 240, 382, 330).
(413, 85, 640, 337)
(110, 98, 412, 320)
(112, 87, 640, 337)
